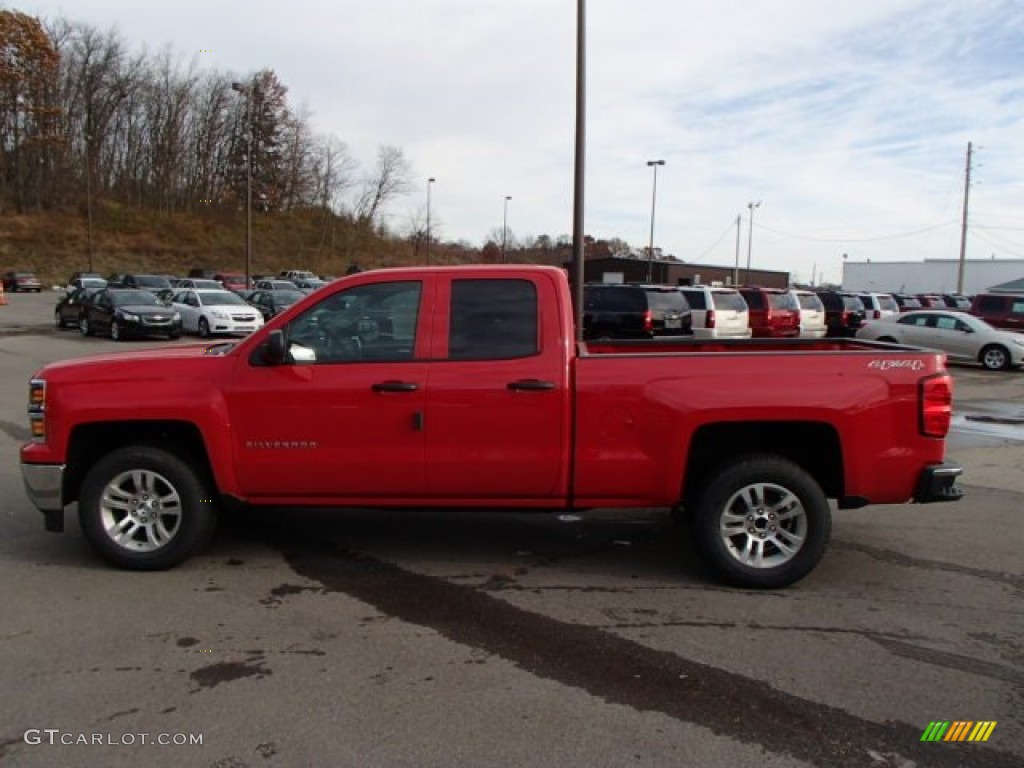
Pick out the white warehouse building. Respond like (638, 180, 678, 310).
(841, 258, 1024, 295)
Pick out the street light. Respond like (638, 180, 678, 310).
(745, 200, 761, 285)
(502, 195, 512, 263)
(646, 160, 665, 283)
(426, 177, 435, 265)
(231, 81, 253, 289)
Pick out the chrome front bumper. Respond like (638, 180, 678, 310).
(21, 462, 65, 512)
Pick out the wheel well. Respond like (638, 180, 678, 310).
(684, 421, 844, 503)
(64, 421, 216, 505)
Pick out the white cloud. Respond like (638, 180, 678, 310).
(13, 0, 1024, 283)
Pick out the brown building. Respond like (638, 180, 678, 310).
(564, 256, 790, 289)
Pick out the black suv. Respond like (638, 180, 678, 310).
(814, 291, 867, 337)
(582, 284, 692, 340)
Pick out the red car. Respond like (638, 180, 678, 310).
(215, 273, 249, 293)
(3, 270, 42, 293)
(739, 287, 800, 337)
(970, 293, 1024, 331)
(20, 266, 962, 588)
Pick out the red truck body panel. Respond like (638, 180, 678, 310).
(22, 266, 953, 513)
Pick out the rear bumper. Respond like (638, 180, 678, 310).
(913, 461, 964, 503)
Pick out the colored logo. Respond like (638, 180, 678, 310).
(920, 721, 997, 742)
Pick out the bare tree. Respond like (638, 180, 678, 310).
(353, 145, 410, 225)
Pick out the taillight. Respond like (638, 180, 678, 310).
(28, 378, 46, 442)
(920, 373, 953, 438)
(841, 310, 850, 324)
(643, 310, 653, 334)
(706, 309, 716, 328)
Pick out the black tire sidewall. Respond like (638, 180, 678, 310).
(691, 455, 831, 589)
(199, 318, 210, 338)
(78, 446, 217, 570)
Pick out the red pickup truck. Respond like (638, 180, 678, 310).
(20, 266, 962, 588)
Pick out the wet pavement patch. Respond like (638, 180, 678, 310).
(272, 533, 1018, 768)
(190, 657, 271, 691)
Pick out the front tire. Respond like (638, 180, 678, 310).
(110, 320, 123, 341)
(198, 317, 211, 338)
(55, 310, 65, 329)
(79, 315, 92, 336)
(690, 455, 831, 589)
(78, 446, 218, 570)
(980, 344, 1010, 371)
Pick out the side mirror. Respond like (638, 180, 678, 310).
(262, 329, 289, 365)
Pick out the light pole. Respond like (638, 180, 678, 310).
(426, 177, 435, 265)
(231, 81, 253, 289)
(646, 160, 665, 283)
(502, 195, 512, 263)
(745, 200, 761, 284)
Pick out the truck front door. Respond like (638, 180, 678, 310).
(225, 278, 431, 499)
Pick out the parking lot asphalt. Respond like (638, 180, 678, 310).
(0, 290, 1021, 768)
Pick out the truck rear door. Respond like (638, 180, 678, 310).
(424, 273, 571, 499)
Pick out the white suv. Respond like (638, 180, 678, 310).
(677, 286, 751, 339)
(792, 289, 827, 338)
(858, 292, 900, 320)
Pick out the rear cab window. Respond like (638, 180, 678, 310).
(448, 279, 539, 360)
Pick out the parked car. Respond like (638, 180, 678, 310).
(969, 293, 1024, 331)
(247, 288, 305, 321)
(857, 292, 900, 320)
(857, 309, 1024, 371)
(676, 286, 750, 339)
(294, 278, 328, 294)
(54, 285, 103, 329)
(254, 278, 300, 291)
(816, 292, 867, 337)
(738, 287, 800, 338)
(916, 294, 945, 309)
(582, 283, 692, 340)
(215, 273, 249, 293)
(791, 290, 827, 338)
(3, 270, 42, 293)
(892, 294, 923, 312)
(79, 288, 182, 341)
(171, 289, 264, 337)
(64, 276, 107, 296)
(176, 278, 222, 290)
(280, 269, 318, 282)
(941, 294, 972, 310)
(121, 274, 174, 293)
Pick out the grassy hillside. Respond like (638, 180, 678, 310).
(0, 204, 477, 285)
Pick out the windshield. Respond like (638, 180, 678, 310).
(768, 292, 799, 310)
(198, 291, 247, 306)
(711, 291, 747, 311)
(112, 290, 161, 306)
(796, 293, 823, 310)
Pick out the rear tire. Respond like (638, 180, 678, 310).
(78, 446, 218, 570)
(690, 454, 831, 589)
(980, 344, 1010, 371)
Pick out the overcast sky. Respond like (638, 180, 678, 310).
(12, 0, 1024, 283)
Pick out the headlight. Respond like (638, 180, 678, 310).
(119, 312, 139, 322)
(211, 310, 228, 319)
(1011, 337, 1024, 348)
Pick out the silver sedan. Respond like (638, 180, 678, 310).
(856, 309, 1024, 370)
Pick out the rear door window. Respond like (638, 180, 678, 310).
(449, 279, 539, 360)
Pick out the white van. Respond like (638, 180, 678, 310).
(677, 286, 751, 339)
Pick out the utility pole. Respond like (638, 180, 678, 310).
(572, 0, 586, 341)
(745, 201, 761, 284)
(957, 141, 973, 294)
(732, 214, 741, 286)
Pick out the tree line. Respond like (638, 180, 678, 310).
(0, 9, 409, 225)
(0, 8, 657, 266)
